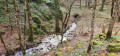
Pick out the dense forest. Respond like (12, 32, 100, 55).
(0, 0, 120, 56)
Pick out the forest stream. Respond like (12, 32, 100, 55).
(9, 23, 77, 56)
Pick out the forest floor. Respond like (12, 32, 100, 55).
(0, 1, 120, 56)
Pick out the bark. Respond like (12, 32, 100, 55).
(54, 0, 61, 34)
(106, 0, 115, 39)
(99, 0, 106, 11)
(79, 0, 81, 8)
(61, 0, 75, 44)
(88, 0, 91, 8)
(13, 0, 24, 55)
(85, 0, 88, 8)
(87, 0, 97, 53)
(6, 0, 13, 35)
(26, 0, 34, 42)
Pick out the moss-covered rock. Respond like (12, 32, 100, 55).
(0, 30, 5, 35)
(101, 53, 117, 56)
(93, 41, 98, 45)
(94, 33, 106, 40)
(107, 43, 120, 52)
(67, 38, 72, 41)
(55, 52, 62, 56)
(76, 43, 81, 48)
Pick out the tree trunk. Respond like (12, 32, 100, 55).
(99, 0, 106, 11)
(54, 0, 61, 34)
(6, 0, 13, 35)
(87, 0, 97, 53)
(79, 0, 81, 8)
(85, 0, 88, 8)
(22, 0, 27, 55)
(88, 0, 91, 8)
(106, 0, 115, 39)
(13, 0, 23, 55)
(26, 0, 34, 42)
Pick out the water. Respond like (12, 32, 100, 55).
(10, 23, 77, 56)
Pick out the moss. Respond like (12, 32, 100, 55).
(101, 53, 117, 56)
(116, 39, 120, 43)
(101, 54, 106, 56)
(93, 41, 98, 45)
(63, 40, 67, 43)
(76, 44, 81, 48)
(15, 36, 19, 40)
(106, 53, 117, 56)
(107, 43, 120, 52)
(86, 40, 90, 42)
(0, 30, 5, 35)
(67, 38, 72, 41)
(66, 49, 71, 53)
(100, 36, 106, 40)
(55, 52, 62, 56)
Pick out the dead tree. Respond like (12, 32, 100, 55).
(6, 0, 13, 35)
(26, 0, 34, 42)
(87, 0, 97, 53)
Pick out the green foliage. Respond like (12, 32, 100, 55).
(60, 7, 67, 13)
(30, 2, 38, 9)
(74, 50, 79, 56)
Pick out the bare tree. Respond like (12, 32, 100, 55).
(26, 0, 34, 42)
(61, 0, 76, 44)
(87, 0, 97, 54)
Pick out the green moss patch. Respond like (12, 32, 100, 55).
(107, 43, 120, 52)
